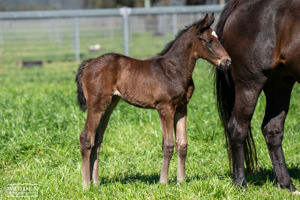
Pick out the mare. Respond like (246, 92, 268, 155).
(76, 14, 231, 188)
(215, 0, 300, 193)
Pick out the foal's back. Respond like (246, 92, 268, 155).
(82, 53, 186, 109)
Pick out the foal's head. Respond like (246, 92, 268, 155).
(192, 14, 231, 70)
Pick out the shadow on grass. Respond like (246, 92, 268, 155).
(97, 172, 222, 186)
(246, 166, 300, 187)
(96, 166, 300, 187)
(98, 173, 160, 185)
(98, 171, 227, 186)
(208, 166, 300, 188)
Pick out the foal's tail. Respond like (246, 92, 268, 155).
(215, 0, 259, 174)
(75, 59, 92, 112)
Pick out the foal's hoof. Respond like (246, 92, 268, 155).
(177, 181, 185, 185)
(177, 178, 185, 185)
(82, 183, 90, 190)
(159, 179, 168, 185)
(293, 190, 300, 195)
(159, 181, 168, 185)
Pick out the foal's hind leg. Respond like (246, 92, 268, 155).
(90, 96, 120, 186)
(261, 77, 297, 191)
(174, 106, 188, 183)
(80, 95, 118, 188)
(157, 103, 176, 184)
(80, 107, 102, 188)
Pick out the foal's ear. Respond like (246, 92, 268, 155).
(196, 13, 215, 33)
(207, 13, 215, 27)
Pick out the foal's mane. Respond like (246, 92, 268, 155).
(157, 15, 213, 56)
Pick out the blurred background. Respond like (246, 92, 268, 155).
(0, 0, 229, 10)
(0, 0, 229, 66)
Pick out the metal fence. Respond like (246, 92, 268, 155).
(0, 5, 224, 65)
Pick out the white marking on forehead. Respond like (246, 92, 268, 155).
(211, 30, 218, 39)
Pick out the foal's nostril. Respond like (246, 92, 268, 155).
(225, 59, 231, 66)
(218, 58, 232, 70)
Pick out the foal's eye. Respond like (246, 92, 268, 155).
(204, 39, 213, 46)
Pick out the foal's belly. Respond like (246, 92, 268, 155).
(114, 65, 186, 109)
(114, 82, 156, 109)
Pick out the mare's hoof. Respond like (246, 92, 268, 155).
(233, 178, 247, 189)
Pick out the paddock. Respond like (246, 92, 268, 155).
(1, 5, 299, 199)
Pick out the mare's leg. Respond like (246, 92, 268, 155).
(174, 106, 187, 183)
(80, 95, 116, 188)
(91, 96, 120, 186)
(228, 83, 263, 187)
(157, 103, 176, 184)
(261, 77, 297, 191)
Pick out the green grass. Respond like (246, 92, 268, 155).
(0, 57, 299, 199)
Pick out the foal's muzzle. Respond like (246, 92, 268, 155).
(218, 58, 232, 70)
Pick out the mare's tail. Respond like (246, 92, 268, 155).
(215, 0, 259, 173)
(75, 59, 93, 112)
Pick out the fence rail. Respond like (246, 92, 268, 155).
(0, 5, 223, 19)
(0, 5, 224, 65)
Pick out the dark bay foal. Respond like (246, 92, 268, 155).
(76, 14, 231, 188)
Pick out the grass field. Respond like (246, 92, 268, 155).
(0, 56, 300, 199)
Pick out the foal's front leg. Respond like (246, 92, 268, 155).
(157, 104, 175, 184)
(174, 106, 188, 183)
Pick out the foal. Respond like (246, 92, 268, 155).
(76, 14, 231, 188)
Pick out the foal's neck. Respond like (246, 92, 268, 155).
(163, 31, 198, 82)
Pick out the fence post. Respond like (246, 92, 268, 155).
(72, 17, 80, 62)
(120, 7, 131, 56)
(49, 20, 54, 42)
(0, 22, 3, 44)
(56, 19, 62, 47)
(162, 14, 168, 46)
(172, 13, 177, 38)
